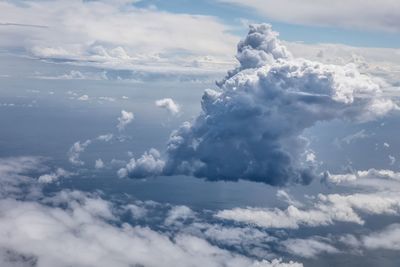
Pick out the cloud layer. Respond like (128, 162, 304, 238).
(122, 24, 397, 185)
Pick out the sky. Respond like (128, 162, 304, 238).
(0, 0, 400, 266)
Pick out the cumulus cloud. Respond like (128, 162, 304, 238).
(123, 24, 397, 185)
(155, 98, 180, 115)
(77, 94, 89, 101)
(362, 223, 400, 250)
(0, 158, 303, 267)
(281, 238, 339, 258)
(117, 110, 134, 131)
(335, 129, 369, 147)
(68, 140, 92, 165)
(96, 133, 113, 142)
(118, 148, 165, 178)
(38, 168, 72, 184)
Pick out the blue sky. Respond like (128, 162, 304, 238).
(0, 1, 400, 267)
(135, 0, 400, 48)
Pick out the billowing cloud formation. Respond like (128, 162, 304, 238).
(117, 110, 134, 131)
(155, 98, 180, 115)
(123, 24, 397, 185)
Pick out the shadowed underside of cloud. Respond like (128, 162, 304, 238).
(121, 24, 397, 185)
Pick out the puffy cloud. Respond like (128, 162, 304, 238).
(165, 205, 195, 225)
(38, 168, 72, 184)
(155, 98, 181, 115)
(117, 110, 134, 131)
(335, 129, 369, 147)
(0, 0, 237, 74)
(124, 24, 397, 185)
(68, 140, 92, 165)
(281, 238, 339, 258)
(389, 155, 396, 165)
(220, 0, 400, 32)
(215, 179, 400, 229)
(118, 148, 164, 178)
(77, 94, 89, 101)
(94, 159, 105, 169)
(96, 133, 113, 142)
(0, 159, 302, 267)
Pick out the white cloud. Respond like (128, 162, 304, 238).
(282, 238, 339, 258)
(0, 0, 238, 74)
(155, 98, 180, 115)
(337, 129, 369, 146)
(165, 205, 195, 225)
(284, 42, 400, 87)
(216, 183, 400, 229)
(95, 159, 105, 169)
(77, 94, 89, 101)
(362, 223, 400, 250)
(0, 160, 303, 267)
(68, 140, 91, 165)
(389, 155, 396, 165)
(38, 168, 72, 184)
(117, 110, 134, 131)
(124, 24, 397, 185)
(220, 0, 400, 32)
(118, 148, 165, 178)
(96, 133, 113, 142)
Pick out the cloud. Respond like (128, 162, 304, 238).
(96, 133, 113, 142)
(215, 172, 400, 229)
(336, 129, 369, 146)
(123, 24, 397, 185)
(95, 159, 105, 169)
(0, 159, 303, 267)
(77, 94, 89, 101)
(155, 98, 181, 115)
(118, 148, 165, 178)
(68, 140, 92, 165)
(220, 0, 400, 32)
(284, 42, 400, 87)
(389, 155, 396, 165)
(362, 223, 400, 250)
(281, 238, 339, 258)
(117, 110, 134, 131)
(38, 168, 72, 184)
(165, 205, 195, 225)
(0, 0, 238, 74)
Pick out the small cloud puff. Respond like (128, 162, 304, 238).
(155, 98, 180, 115)
(117, 110, 134, 131)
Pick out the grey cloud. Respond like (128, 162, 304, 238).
(124, 24, 397, 186)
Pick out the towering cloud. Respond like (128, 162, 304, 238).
(121, 24, 397, 185)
